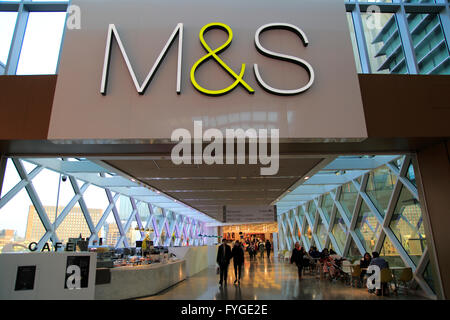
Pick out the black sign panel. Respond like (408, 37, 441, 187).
(15, 265, 36, 291)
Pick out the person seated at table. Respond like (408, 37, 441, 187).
(309, 246, 321, 259)
(369, 251, 390, 296)
(359, 252, 372, 284)
(370, 251, 389, 269)
(319, 248, 329, 261)
(327, 249, 346, 278)
(329, 249, 344, 261)
(302, 250, 314, 271)
(318, 248, 331, 277)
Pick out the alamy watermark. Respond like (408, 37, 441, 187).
(366, 265, 381, 290)
(365, 5, 382, 30)
(67, 5, 81, 30)
(171, 121, 279, 176)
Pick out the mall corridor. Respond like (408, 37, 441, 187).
(139, 255, 426, 300)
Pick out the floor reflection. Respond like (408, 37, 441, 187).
(139, 255, 426, 300)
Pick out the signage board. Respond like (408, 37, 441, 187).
(49, 0, 367, 140)
(224, 205, 276, 223)
(14, 266, 36, 291)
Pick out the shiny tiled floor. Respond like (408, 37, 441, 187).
(139, 255, 426, 300)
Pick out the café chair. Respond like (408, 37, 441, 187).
(350, 264, 362, 287)
(278, 251, 284, 261)
(396, 267, 413, 295)
(341, 260, 353, 286)
(380, 268, 394, 297)
(284, 250, 291, 262)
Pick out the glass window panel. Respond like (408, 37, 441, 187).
(298, 206, 305, 217)
(366, 165, 397, 216)
(423, 261, 437, 294)
(22, 161, 37, 174)
(304, 225, 312, 248)
(0, 11, 18, 65)
(32, 168, 75, 224)
(125, 216, 140, 247)
(403, 0, 435, 3)
(357, 0, 393, 2)
(117, 195, 132, 221)
(82, 184, 109, 228)
(55, 206, 91, 244)
(103, 221, 121, 247)
(348, 237, 362, 261)
(137, 202, 150, 221)
(309, 233, 316, 248)
(339, 182, 358, 219)
(307, 201, 316, 225)
(393, 156, 405, 170)
(380, 235, 405, 268)
(332, 211, 348, 253)
(406, 162, 417, 187)
(361, 12, 408, 74)
(407, 13, 450, 74)
(317, 221, 327, 249)
(346, 12, 362, 73)
(16, 12, 66, 75)
(328, 241, 335, 251)
(320, 193, 333, 222)
(355, 200, 382, 253)
(0, 159, 22, 197)
(389, 185, 426, 265)
(295, 207, 304, 230)
(0, 186, 43, 253)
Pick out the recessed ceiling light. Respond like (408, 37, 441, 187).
(304, 176, 310, 180)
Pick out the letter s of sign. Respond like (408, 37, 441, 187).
(66, 265, 82, 290)
(366, 265, 381, 290)
(253, 23, 314, 95)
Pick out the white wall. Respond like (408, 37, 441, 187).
(0, 252, 96, 300)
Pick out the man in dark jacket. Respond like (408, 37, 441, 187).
(217, 239, 232, 286)
(265, 240, 272, 259)
(290, 242, 306, 280)
(231, 240, 245, 285)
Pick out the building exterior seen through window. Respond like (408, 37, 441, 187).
(0, 0, 449, 75)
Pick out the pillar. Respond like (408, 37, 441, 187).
(415, 140, 450, 299)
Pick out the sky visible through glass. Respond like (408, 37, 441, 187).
(0, 160, 114, 238)
(0, 0, 68, 72)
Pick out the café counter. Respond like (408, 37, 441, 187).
(94, 259, 186, 300)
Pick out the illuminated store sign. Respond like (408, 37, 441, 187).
(50, 0, 366, 140)
(101, 22, 314, 96)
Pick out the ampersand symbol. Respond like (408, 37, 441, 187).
(190, 22, 255, 96)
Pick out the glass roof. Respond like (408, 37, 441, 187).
(21, 158, 219, 224)
(276, 155, 401, 214)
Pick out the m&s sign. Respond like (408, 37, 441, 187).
(100, 22, 314, 97)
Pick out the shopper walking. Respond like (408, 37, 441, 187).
(248, 242, 256, 260)
(231, 240, 245, 285)
(217, 239, 232, 286)
(290, 242, 306, 280)
(258, 241, 265, 259)
(265, 240, 272, 259)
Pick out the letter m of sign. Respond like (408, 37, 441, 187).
(100, 23, 183, 95)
